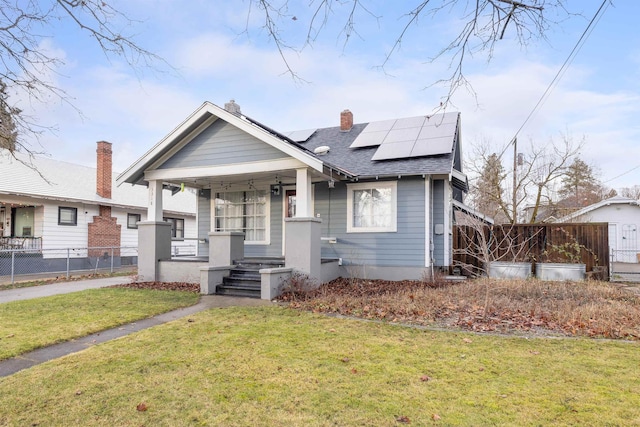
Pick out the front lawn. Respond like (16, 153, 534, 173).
(0, 307, 638, 426)
(0, 288, 199, 360)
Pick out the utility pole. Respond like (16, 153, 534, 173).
(512, 137, 517, 224)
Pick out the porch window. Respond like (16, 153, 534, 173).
(127, 213, 141, 229)
(347, 181, 397, 233)
(214, 189, 268, 243)
(58, 207, 77, 226)
(164, 217, 184, 238)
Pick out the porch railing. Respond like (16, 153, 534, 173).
(0, 237, 42, 251)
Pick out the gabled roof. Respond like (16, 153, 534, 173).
(555, 196, 640, 223)
(117, 101, 354, 186)
(117, 101, 464, 187)
(0, 150, 195, 215)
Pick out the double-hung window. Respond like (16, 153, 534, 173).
(346, 182, 397, 233)
(214, 189, 268, 244)
(58, 207, 78, 226)
(164, 217, 184, 238)
(127, 213, 141, 229)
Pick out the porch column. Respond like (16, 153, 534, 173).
(285, 217, 321, 282)
(137, 221, 172, 281)
(208, 232, 245, 267)
(295, 168, 313, 217)
(147, 179, 164, 222)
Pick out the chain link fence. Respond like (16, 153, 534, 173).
(610, 249, 640, 282)
(0, 240, 197, 285)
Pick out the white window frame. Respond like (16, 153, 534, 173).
(211, 187, 271, 245)
(346, 181, 397, 233)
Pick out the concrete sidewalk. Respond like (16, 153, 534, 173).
(0, 290, 271, 377)
(0, 276, 134, 303)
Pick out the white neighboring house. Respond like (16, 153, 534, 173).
(0, 142, 196, 261)
(555, 196, 640, 263)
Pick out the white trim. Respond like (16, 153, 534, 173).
(296, 168, 312, 217)
(425, 177, 431, 267)
(443, 180, 451, 266)
(210, 187, 271, 245)
(346, 181, 397, 233)
(144, 158, 307, 181)
(281, 184, 315, 255)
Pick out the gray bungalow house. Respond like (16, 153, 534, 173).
(117, 100, 470, 298)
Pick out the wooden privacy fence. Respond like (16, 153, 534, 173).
(453, 223, 609, 277)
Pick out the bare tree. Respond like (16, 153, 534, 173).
(620, 186, 640, 200)
(0, 0, 165, 165)
(246, 1, 573, 104)
(468, 133, 582, 223)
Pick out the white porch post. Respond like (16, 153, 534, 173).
(137, 179, 171, 281)
(295, 168, 313, 217)
(285, 167, 321, 283)
(147, 179, 164, 221)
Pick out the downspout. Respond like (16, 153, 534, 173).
(430, 177, 435, 278)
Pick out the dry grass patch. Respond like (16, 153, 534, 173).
(280, 277, 640, 339)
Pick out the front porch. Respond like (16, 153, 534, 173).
(157, 255, 342, 299)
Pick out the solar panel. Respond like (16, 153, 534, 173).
(418, 122, 457, 139)
(284, 128, 317, 142)
(349, 130, 389, 148)
(371, 141, 415, 160)
(410, 136, 454, 157)
(391, 115, 426, 129)
(362, 118, 396, 132)
(349, 111, 459, 160)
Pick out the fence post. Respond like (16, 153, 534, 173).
(110, 247, 114, 273)
(10, 251, 15, 284)
(66, 248, 70, 279)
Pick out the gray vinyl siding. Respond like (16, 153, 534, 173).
(159, 120, 287, 169)
(197, 190, 211, 255)
(432, 179, 445, 266)
(315, 178, 426, 269)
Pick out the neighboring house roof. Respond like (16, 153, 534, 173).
(117, 101, 464, 187)
(0, 150, 196, 216)
(555, 196, 640, 223)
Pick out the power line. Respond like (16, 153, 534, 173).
(602, 164, 640, 184)
(498, 0, 610, 160)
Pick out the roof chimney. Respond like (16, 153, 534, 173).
(96, 141, 112, 199)
(340, 109, 353, 132)
(224, 99, 241, 115)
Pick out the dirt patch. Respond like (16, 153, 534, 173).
(278, 277, 640, 340)
(109, 282, 200, 293)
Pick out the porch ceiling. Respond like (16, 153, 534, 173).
(157, 167, 340, 190)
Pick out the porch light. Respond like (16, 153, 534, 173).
(328, 179, 335, 189)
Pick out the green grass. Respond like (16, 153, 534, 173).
(0, 306, 638, 426)
(0, 288, 199, 360)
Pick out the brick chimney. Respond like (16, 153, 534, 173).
(96, 141, 112, 199)
(224, 99, 241, 115)
(340, 109, 353, 132)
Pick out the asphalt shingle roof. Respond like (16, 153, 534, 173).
(297, 122, 456, 178)
(0, 150, 196, 215)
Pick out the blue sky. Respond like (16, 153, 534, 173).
(16, 0, 640, 191)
